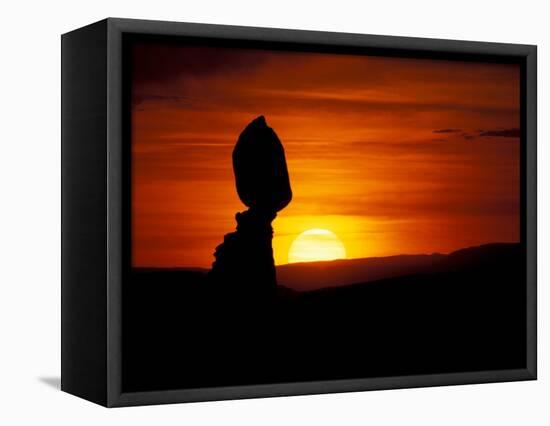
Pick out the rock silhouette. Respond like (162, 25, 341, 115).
(233, 115, 292, 212)
(209, 116, 292, 300)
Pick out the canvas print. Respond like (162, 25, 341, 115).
(123, 40, 525, 392)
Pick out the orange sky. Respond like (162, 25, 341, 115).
(131, 42, 520, 268)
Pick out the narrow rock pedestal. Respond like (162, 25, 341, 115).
(208, 116, 292, 302)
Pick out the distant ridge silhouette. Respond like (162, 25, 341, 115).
(277, 243, 518, 291)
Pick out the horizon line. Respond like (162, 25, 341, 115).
(132, 241, 519, 270)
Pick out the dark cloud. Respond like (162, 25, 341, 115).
(478, 128, 520, 138)
(132, 94, 189, 106)
(430, 128, 520, 141)
(132, 43, 268, 87)
(433, 128, 462, 133)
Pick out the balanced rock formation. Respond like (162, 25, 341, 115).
(209, 116, 292, 301)
(233, 115, 292, 212)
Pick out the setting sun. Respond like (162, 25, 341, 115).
(288, 229, 347, 264)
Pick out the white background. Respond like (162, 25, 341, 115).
(0, 0, 547, 424)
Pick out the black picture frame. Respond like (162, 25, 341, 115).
(61, 17, 537, 407)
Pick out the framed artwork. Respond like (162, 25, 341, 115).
(61, 18, 537, 407)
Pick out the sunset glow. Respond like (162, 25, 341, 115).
(131, 42, 520, 268)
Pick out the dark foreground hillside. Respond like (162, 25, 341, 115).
(123, 243, 526, 392)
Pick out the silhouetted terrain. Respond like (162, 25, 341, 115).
(123, 243, 526, 392)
